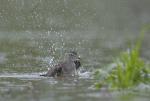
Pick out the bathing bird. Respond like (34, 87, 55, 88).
(40, 51, 81, 77)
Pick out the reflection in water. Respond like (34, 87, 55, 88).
(0, 72, 102, 101)
(0, 73, 150, 101)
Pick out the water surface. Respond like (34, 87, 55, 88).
(0, 30, 150, 101)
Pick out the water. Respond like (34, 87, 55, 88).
(0, 0, 150, 100)
(0, 30, 150, 101)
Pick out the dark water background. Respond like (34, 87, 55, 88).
(0, 0, 150, 101)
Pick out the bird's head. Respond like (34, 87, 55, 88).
(65, 51, 80, 62)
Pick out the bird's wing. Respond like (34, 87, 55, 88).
(41, 62, 65, 77)
(74, 60, 81, 70)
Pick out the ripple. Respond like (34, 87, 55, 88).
(0, 73, 42, 80)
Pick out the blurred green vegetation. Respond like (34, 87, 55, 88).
(94, 26, 150, 89)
